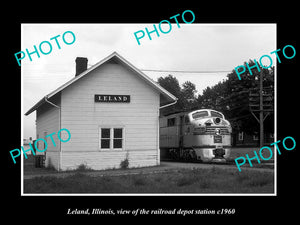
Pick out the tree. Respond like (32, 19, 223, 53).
(157, 75, 182, 115)
(181, 81, 197, 111)
(157, 74, 181, 98)
(157, 75, 198, 115)
(196, 79, 230, 111)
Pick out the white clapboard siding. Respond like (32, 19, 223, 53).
(59, 61, 160, 170)
(61, 149, 157, 171)
(45, 151, 60, 170)
(36, 94, 60, 155)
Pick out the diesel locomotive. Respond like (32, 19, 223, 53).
(159, 109, 232, 162)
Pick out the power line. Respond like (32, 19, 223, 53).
(140, 69, 231, 73)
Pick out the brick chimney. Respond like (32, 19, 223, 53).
(75, 57, 88, 76)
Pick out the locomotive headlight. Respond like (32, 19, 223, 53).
(214, 117, 221, 124)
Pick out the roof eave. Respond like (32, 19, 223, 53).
(24, 97, 47, 116)
(24, 52, 177, 115)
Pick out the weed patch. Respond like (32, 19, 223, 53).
(133, 177, 147, 186)
(75, 163, 93, 172)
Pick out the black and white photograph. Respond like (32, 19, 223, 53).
(21, 23, 276, 195)
(4, 4, 298, 221)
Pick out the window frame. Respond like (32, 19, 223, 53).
(253, 134, 259, 141)
(99, 126, 125, 151)
(210, 110, 224, 119)
(238, 131, 244, 141)
(100, 128, 111, 149)
(184, 115, 191, 124)
(167, 117, 176, 127)
(113, 128, 123, 149)
(192, 111, 209, 120)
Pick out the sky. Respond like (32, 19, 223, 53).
(22, 23, 276, 139)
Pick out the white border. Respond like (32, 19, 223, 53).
(21, 23, 277, 196)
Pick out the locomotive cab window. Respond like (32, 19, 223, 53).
(192, 111, 208, 119)
(211, 111, 223, 118)
(184, 115, 190, 124)
(167, 118, 176, 126)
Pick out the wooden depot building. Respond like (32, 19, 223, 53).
(25, 52, 177, 171)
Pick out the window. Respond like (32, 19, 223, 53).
(167, 118, 176, 126)
(253, 134, 259, 140)
(210, 111, 223, 118)
(101, 128, 110, 149)
(100, 127, 124, 150)
(192, 111, 208, 119)
(238, 132, 244, 141)
(113, 128, 123, 148)
(184, 115, 190, 124)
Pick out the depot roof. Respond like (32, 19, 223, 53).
(25, 52, 177, 116)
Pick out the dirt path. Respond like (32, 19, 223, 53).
(23, 161, 274, 180)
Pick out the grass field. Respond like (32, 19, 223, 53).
(229, 146, 274, 161)
(24, 166, 274, 194)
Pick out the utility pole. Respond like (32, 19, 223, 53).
(259, 71, 264, 148)
(249, 71, 273, 148)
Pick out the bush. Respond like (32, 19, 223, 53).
(120, 158, 129, 169)
(120, 153, 129, 169)
(75, 163, 93, 172)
